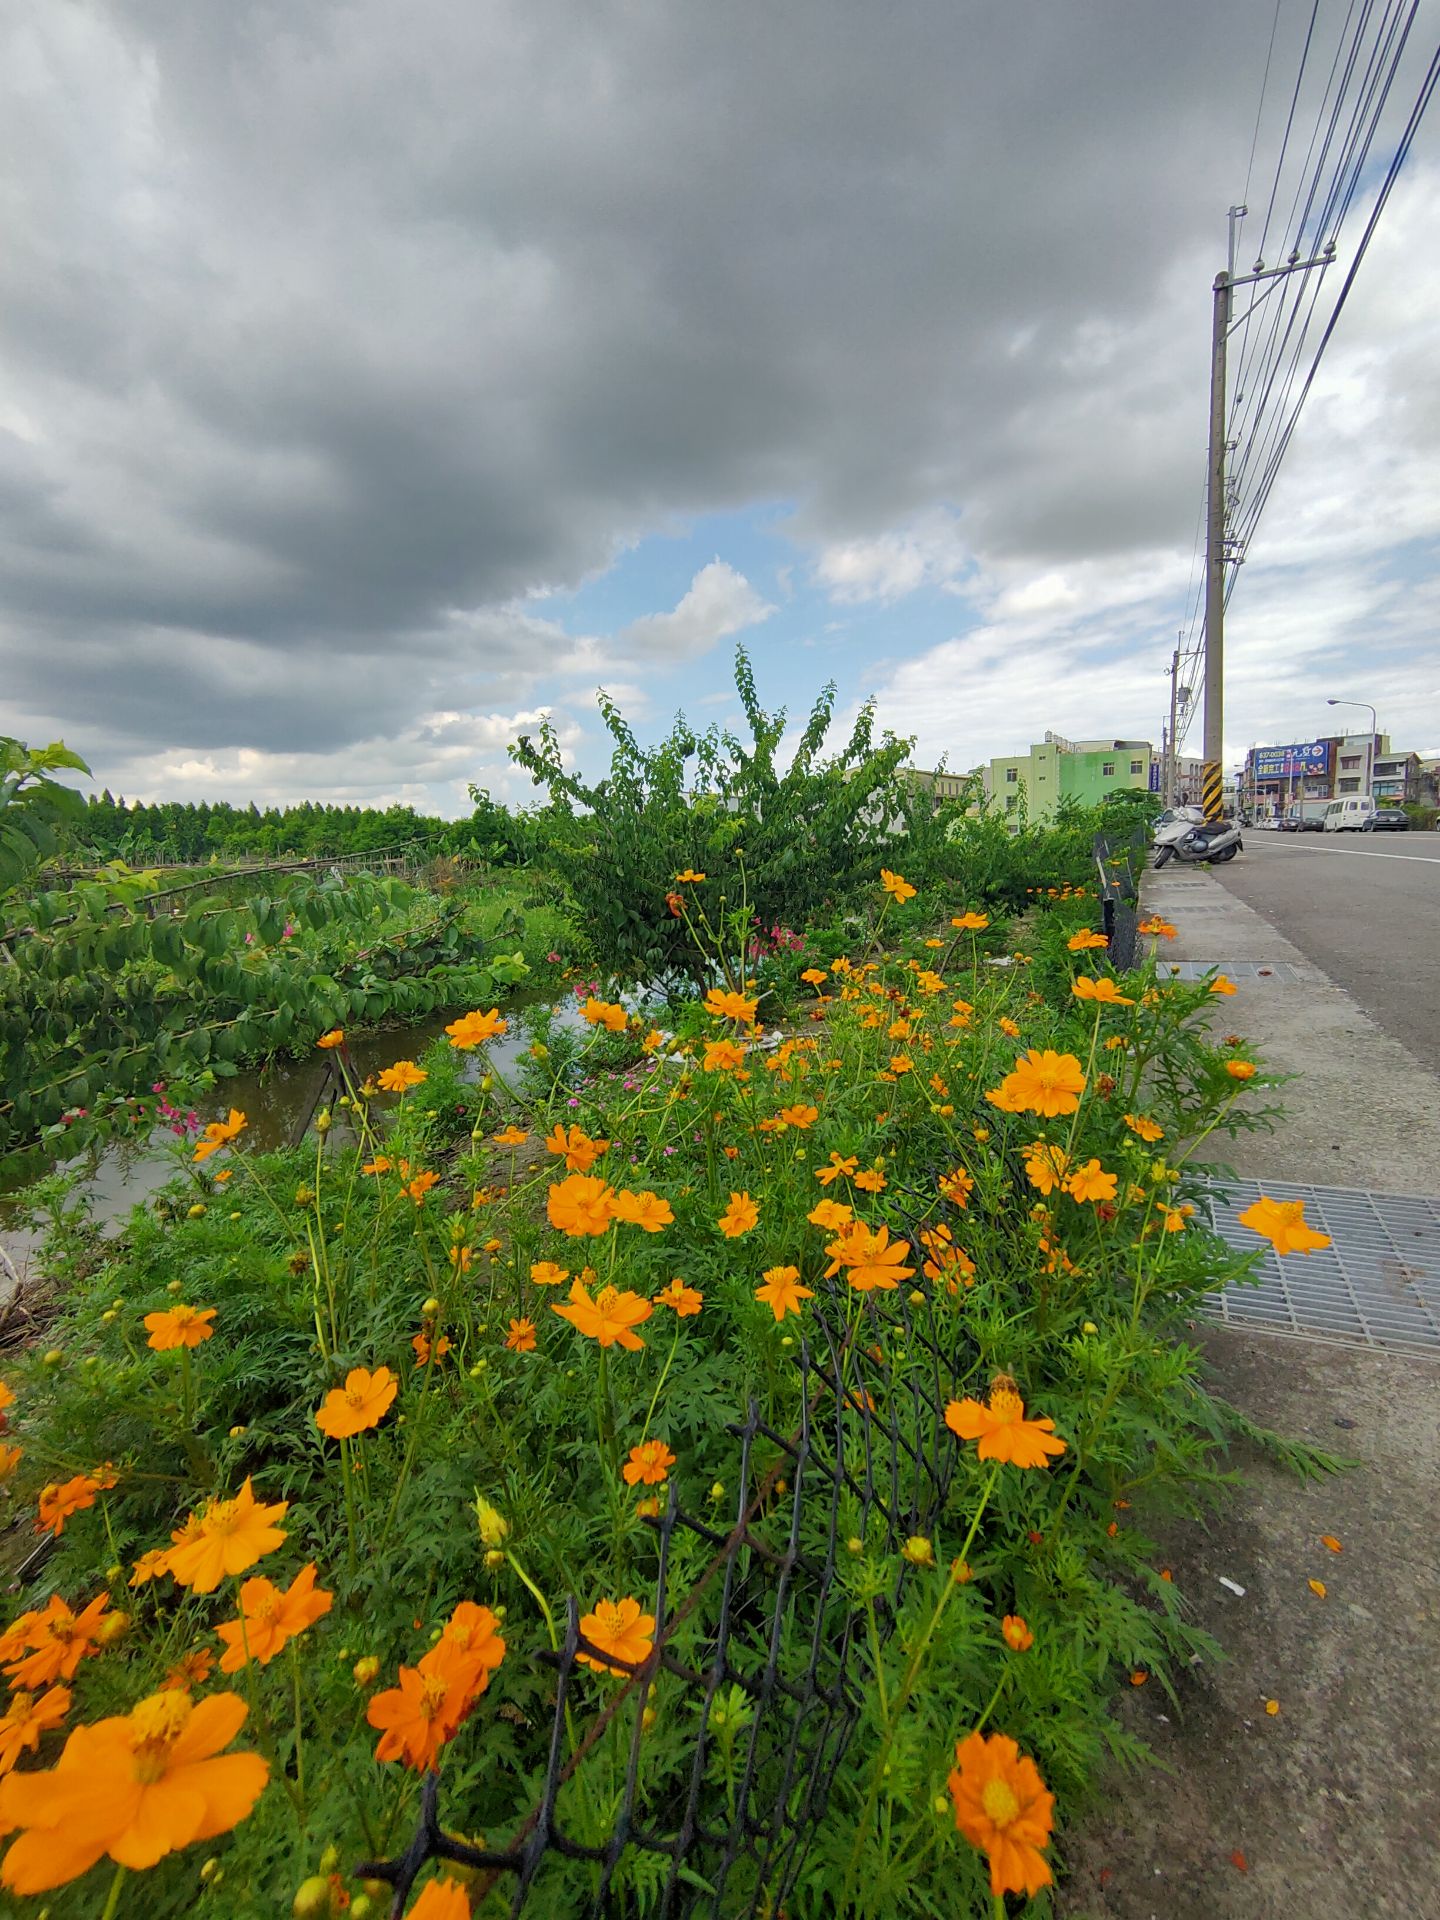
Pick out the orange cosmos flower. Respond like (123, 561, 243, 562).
(552, 1278, 653, 1350)
(377, 1060, 427, 1092)
(702, 1037, 747, 1073)
(577, 1596, 655, 1676)
(674, 869, 706, 883)
(548, 1173, 616, 1237)
(800, 967, 828, 986)
(880, 869, 916, 903)
(164, 1479, 289, 1593)
(814, 1152, 858, 1187)
(491, 1124, 529, 1146)
(367, 1631, 496, 1774)
(610, 1188, 675, 1233)
(163, 1649, 215, 1691)
(622, 1440, 676, 1487)
(945, 1377, 1066, 1469)
(946, 1729, 1055, 1898)
(718, 1191, 759, 1238)
(1064, 1158, 1118, 1205)
(216, 1564, 333, 1672)
(1123, 1112, 1164, 1143)
(2, 1595, 111, 1691)
(529, 1260, 569, 1287)
(36, 1474, 112, 1539)
(1209, 973, 1238, 995)
(0, 1688, 70, 1777)
(410, 1879, 473, 1920)
(1067, 929, 1109, 951)
(824, 1222, 915, 1292)
(1138, 916, 1178, 940)
(994, 1048, 1087, 1118)
(1072, 975, 1134, 1006)
(654, 1279, 703, 1316)
(777, 1103, 819, 1129)
(580, 997, 628, 1032)
(404, 1170, 440, 1205)
(129, 1549, 171, 1589)
(807, 1198, 853, 1231)
(918, 1225, 977, 1289)
(1226, 1058, 1258, 1079)
(853, 1165, 888, 1193)
(316, 1029, 345, 1049)
(412, 1330, 453, 1368)
(754, 1267, 814, 1322)
(1237, 1195, 1332, 1257)
(0, 1444, 21, 1483)
(503, 1317, 536, 1353)
(1022, 1144, 1069, 1197)
(445, 1008, 507, 1049)
(544, 1123, 610, 1172)
(704, 986, 759, 1023)
(938, 1166, 973, 1206)
(144, 1304, 216, 1351)
(1001, 1615, 1034, 1652)
(0, 1690, 268, 1896)
(951, 911, 989, 930)
(315, 1366, 398, 1439)
(192, 1109, 247, 1164)
(361, 1156, 392, 1175)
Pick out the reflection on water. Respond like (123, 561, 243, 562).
(0, 989, 579, 1281)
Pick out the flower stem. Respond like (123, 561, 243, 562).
(99, 1863, 127, 1920)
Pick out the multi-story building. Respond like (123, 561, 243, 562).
(1371, 748, 1420, 804)
(987, 734, 1154, 825)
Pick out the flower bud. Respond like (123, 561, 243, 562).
(950, 1558, 972, 1584)
(709, 1482, 726, 1504)
(199, 1857, 221, 1883)
(642, 1705, 657, 1733)
(350, 1900, 375, 1920)
(42, 1349, 63, 1367)
(484, 1548, 505, 1571)
(294, 1186, 315, 1206)
(229, 1211, 242, 1221)
(314, 1110, 331, 1134)
(187, 1204, 206, 1220)
(167, 1278, 184, 1294)
(318, 1845, 340, 1875)
(846, 1536, 864, 1556)
(229, 1424, 247, 1438)
(474, 1495, 510, 1549)
(95, 1611, 130, 1647)
(292, 1878, 332, 1919)
(932, 1794, 950, 1816)
(1082, 1321, 1098, 1336)
(422, 1297, 441, 1317)
(352, 1655, 380, 1688)
(101, 1309, 117, 1324)
(901, 1536, 935, 1569)
(105, 1564, 123, 1584)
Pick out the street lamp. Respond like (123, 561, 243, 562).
(1327, 698, 1378, 799)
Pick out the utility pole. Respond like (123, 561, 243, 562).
(1201, 207, 1335, 822)
(1166, 640, 1181, 805)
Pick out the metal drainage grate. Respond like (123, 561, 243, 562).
(1203, 1178, 1440, 1355)
(1162, 960, 1322, 983)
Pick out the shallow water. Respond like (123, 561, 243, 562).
(0, 990, 582, 1282)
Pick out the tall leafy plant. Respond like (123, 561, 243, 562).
(510, 649, 917, 980)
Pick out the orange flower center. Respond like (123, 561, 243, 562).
(981, 1776, 1021, 1827)
(989, 1387, 1024, 1426)
(251, 1591, 283, 1625)
(345, 1386, 368, 1409)
(595, 1286, 620, 1313)
(129, 1690, 192, 1782)
(419, 1673, 450, 1720)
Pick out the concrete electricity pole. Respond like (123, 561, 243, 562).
(1166, 640, 1182, 805)
(1201, 209, 1335, 822)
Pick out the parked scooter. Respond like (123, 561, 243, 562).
(1152, 807, 1243, 866)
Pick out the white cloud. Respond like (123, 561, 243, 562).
(814, 512, 972, 604)
(620, 560, 774, 660)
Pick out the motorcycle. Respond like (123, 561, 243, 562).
(1152, 807, 1243, 867)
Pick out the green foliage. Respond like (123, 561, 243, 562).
(0, 738, 92, 894)
(0, 871, 531, 1164)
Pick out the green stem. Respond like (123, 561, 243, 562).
(98, 1862, 127, 1920)
(639, 1319, 682, 1445)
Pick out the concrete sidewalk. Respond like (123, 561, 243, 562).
(1057, 858, 1440, 1920)
(1141, 862, 1440, 1193)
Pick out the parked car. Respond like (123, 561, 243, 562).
(1369, 809, 1409, 831)
(1323, 796, 1377, 832)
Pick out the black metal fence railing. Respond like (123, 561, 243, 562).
(1093, 829, 1146, 973)
(356, 1261, 980, 1918)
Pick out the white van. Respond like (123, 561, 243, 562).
(1323, 795, 1377, 832)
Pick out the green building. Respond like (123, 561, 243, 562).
(988, 735, 1154, 825)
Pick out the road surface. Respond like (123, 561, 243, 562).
(1213, 829, 1440, 1077)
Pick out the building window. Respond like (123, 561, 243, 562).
(1339, 777, 1360, 794)
(1005, 768, 1018, 784)
(1102, 761, 1115, 777)
(1005, 794, 1017, 811)
(1130, 759, 1143, 774)
(1340, 755, 1360, 770)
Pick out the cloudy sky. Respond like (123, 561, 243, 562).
(3, 0, 1438, 815)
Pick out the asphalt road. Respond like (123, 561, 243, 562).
(1213, 829, 1440, 1077)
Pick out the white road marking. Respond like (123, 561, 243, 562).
(1243, 837, 1440, 866)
